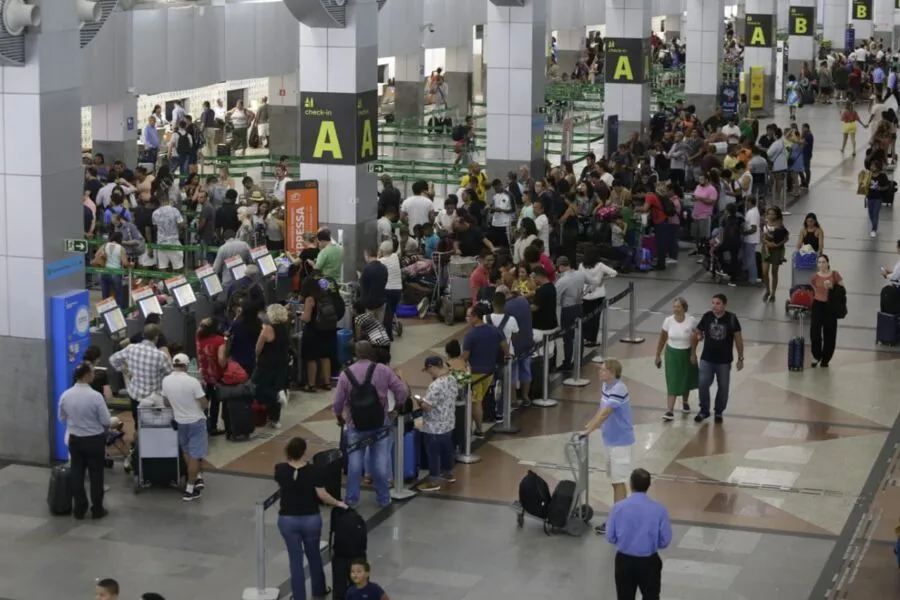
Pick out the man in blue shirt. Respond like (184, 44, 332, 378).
(462, 304, 509, 437)
(580, 358, 635, 534)
(605, 468, 672, 600)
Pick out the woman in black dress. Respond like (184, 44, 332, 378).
(299, 277, 336, 393)
(255, 303, 291, 428)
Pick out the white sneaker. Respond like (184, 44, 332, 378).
(269, 421, 282, 430)
(665, 258, 678, 265)
(871, 230, 877, 238)
(277, 390, 288, 406)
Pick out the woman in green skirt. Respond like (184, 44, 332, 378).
(654, 297, 700, 421)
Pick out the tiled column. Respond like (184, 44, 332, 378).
(554, 28, 583, 75)
(664, 14, 683, 41)
(485, 0, 547, 180)
(297, 0, 379, 277)
(787, 0, 817, 76)
(823, 0, 848, 50)
(851, 0, 874, 40)
(266, 73, 300, 157)
(90, 97, 138, 167)
(444, 46, 473, 115)
(743, 0, 777, 116)
(604, 0, 652, 142)
(0, 3, 85, 462)
(685, 0, 723, 118)
(394, 53, 426, 122)
(734, 0, 746, 41)
(874, 0, 894, 43)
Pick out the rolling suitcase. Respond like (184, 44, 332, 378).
(226, 399, 255, 439)
(330, 505, 367, 599)
(47, 464, 73, 516)
(251, 401, 268, 428)
(876, 312, 900, 345)
(788, 309, 807, 371)
(547, 480, 577, 529)
(312, 449, 343, 503)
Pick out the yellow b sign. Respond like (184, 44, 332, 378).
(852, 0, 872, 20)
(789, 6, 815, 37)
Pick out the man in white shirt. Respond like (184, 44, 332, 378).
(400, 180, 435, 230)
(162, 353, 208, 502)
(171, 100, 185, 127)
(533, 199, 551, 256)
(721, 117, 741, 143)
(742, 195, 761, 284)
(272, 165, 292, 202)
(376, 206, 397, 245)
(489, 178, 515, 248)
(435, 196, 459, 233)
(96, 177, 137, 210)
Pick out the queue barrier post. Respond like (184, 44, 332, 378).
(592, 298, 612, 364)
(456, 382, 482, 464)
(532, 333, 559, 408)
(563, 317, 590, 388)
(241, 495, 280, 600)
(127, 267, 134, 308)
(619, 282, 646, 345)
(390, 415, 418, 501)
(493, 356, 520, 435)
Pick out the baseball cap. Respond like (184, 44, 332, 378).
(422, 356, 445, 371)
(172, 353, 190, 367)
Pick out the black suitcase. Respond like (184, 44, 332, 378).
(547, 480, 576, 529)
(312, 449, 343, 503)
(330, 506, 367, 558)
(131, 444, 184, 488)
(216, 143, 231, 157)
(881, 285, 900, 315)
(518, 470, 551, 520)
(876, 312, 900, 345)
(47, 464, 73, 515)
(226, 399, 255, 439)
(788, 337, 805, 371)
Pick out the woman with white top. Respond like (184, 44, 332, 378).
(92, 231, 131, 310)
(654, 297, 699, 421)
(227, 100, 255, 156)
(379, 240, 404, 341)
(579, 246, 618, 347)
(513, 218, 538, 264)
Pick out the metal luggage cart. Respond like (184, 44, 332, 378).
(439, 256, 478, 325)
(513, 433, 594, 536)
(786, 251, 816, 318)
(133, 407, 181, 494)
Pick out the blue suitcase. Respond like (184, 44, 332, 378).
(336, 329, 353, 366)
(788, 337, 805, 371)
(876, 312, 900, 346)
(403, 428, 419, 481)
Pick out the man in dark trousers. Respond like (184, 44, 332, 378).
(605, 469, 672, 600)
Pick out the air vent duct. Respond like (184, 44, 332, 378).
(77, 0, 101, 30)
(80, 0, 119, 49)
(0, 0, 40, 66)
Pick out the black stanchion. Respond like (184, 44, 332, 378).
(456, 381, 482, 464)
(563, 317, 590, 387)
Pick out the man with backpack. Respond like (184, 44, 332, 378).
(169, 120, 193, 176)
(332, 341, 409, 509)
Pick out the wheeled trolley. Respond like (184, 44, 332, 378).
(512, 433, 594, 536)
(786, 251, 816, 318)
(439, 256, 477, 325)
(132, 407, 182, 494)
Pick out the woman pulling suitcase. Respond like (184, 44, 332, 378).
(809, 255, 844, 368)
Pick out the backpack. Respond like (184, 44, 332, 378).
(345, 362, 384, 432)
(193, 125, 206, 150)
(329, 506, 368, 558)
(828, 282, 848, 319)
(518, 470, 551, 520)
(451, 124, 467, 141)
(314, 293, 340, 330)
(637, 247, 652, 272)
(857, 169, 872, 195)
(176, 131, 192, 156)
(660, 195, 677, 218)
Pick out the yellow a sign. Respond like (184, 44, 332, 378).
(312, 121, 343, 160)
(749, 25, 767, 46)
(745, 14, 774, 48)
(359, 119, 374, 159)
(603, 38, 648, 85)
(612, 57, 634, 81)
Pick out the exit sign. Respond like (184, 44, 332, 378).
(367, 164, 385, 174)
(64, 239, 88, 253)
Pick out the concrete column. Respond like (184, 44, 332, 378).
(777, 0, 790, 34)
(0, 3, 85, 462)
(787, 0, 817, 76)
(735, 1, 746, 42)
(486, 0, 547, 180)
(394, 53, 426, 121)
(91, 97, 138, 167)
(874, 0, 894, 45)
(554, 28, 583, 75)
(823, 0, 848, 51)
(664, 14, 683, 42)
(743, 0, 777, 116)
(851, 0, 874, 40)
(266, 73, 300, 157)
(297, 0, 379, 277)
(895, 9, 900, 50)
(685, 0, 724, 118)
(604, 0, 652, 142)
(444, 46, 473, 116)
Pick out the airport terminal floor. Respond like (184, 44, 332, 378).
(6, 102, 900, 599)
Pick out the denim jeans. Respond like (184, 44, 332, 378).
(867, 197, 882, 232)
(424, 431, 455, 480)
(742, 243, 758, 282)
(346, 424, 391, 507)
(364, 435, 393, 481)
(277, 514, 326, 600)
(698, 360, 732, 416)
(100, 274, 126, 309)
(384, 289, 402, 341)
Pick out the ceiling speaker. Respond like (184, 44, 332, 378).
(77, 0, 101, 29)
(1, 0, 39, 36)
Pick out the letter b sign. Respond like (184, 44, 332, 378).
(852, 0, 872, 20)
(789, 6, 814, 37)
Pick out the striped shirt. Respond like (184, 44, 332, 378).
(599, 379, 635, 447)
(355, 312, 392, 348)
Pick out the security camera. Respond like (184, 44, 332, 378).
(420, 22, 435, 34)
(428, 24, 435, 33)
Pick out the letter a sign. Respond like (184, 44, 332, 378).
(603, 38, 648, 85)
(788, 6, 814, 37)
(745, 14, 774, 48)
(851, 0, 872, 20)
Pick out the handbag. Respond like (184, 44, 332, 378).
(216, 380, 255, 403)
